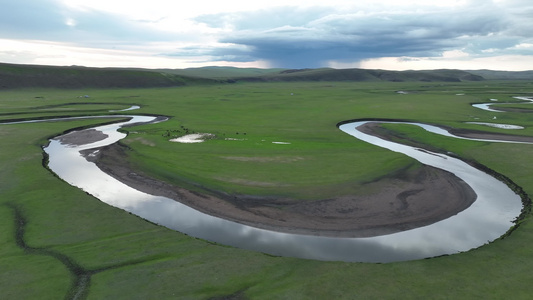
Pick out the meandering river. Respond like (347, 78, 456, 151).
(40, 113, 527, 263)
(2, 96, 529, 262)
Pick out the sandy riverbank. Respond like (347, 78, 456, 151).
(55, 129, 108, 146)
(65, 121, 533, 238)
(74, 123, 484, 237)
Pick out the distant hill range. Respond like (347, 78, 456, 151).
(0, 62, 531, 89)
(465, 69, 533, 80)
(164, 66, 485, 82)
(0, 63, 216, 89)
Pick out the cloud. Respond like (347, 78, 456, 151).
(188, 1, 533, 68)
(0, 0, 66, 39)
(1, 0, 533, 69)
(194, 6, 332, 31)
(0, 0, 177, 46)
(163, 45, 257, 63)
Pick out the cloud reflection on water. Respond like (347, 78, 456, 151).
(44, 116, 523, 263)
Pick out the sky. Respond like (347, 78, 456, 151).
(1, 0, 533, 70)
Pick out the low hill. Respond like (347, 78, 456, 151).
(0, 63, 216, 89)
(4, 62, 533, 89)
(234, 68, 484, 82)
(467, 69, 533, 80)
(158, 66, 487, 82)
(158, 66, 285, 79)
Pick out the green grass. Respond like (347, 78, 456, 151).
(0, 63, 218, 89)
(114, 82, 533, 199)
(1, 81, 533, 299)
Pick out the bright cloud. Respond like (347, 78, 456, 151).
(0, 0, 532, 70)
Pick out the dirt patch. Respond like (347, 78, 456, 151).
(84, 141, 477, 238)
(123, 137, 156, 147)
(54, 129, 108, 146)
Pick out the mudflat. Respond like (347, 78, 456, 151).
(75, 121, 533, 237)
(55, 129, 108, 146)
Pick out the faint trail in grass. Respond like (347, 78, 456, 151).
(6, 203, 91, 299)
(5, 203, 172, 300)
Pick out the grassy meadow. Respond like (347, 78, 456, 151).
(2, 80, 533, 299)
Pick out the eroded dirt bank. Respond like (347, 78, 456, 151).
(82, 135, 477, 237)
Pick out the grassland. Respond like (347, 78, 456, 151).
(1, 80, 533, 299)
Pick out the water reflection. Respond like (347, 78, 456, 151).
(473, 96, 533, 112)
(44, 116, 524, 263)
(109, 105, 141, 112)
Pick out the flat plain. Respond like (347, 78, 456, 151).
(2, 80, 533, 299)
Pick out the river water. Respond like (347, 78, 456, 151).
(473, 96, 533, 112)
(42, 115, 526, 263)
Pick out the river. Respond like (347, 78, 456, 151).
(41, 114, 526, 263)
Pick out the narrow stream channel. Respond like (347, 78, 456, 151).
(472, 96, 533, 112)
(41, 114, 526, 263)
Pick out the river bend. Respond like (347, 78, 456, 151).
(39, 114, 527, 263)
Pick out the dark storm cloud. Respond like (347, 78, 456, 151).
(2, 0, 533, 68)
(163, 45, 257, 63)
(190, 2, 533, 68)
